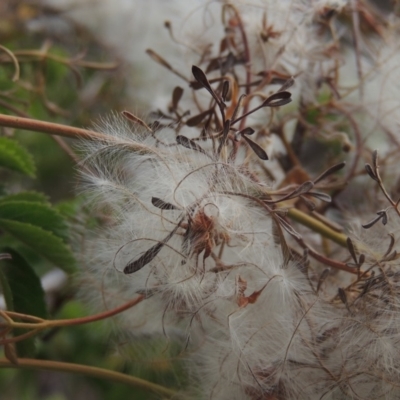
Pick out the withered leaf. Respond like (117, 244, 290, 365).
(365, 163, 379, 182)
(146, 49, 173, 70)
(172, 86, 184, 110)
(124, 242, 164, 274)
(192, 65, 220, 104)
(122, 111, 153, 132)
(186, 109, 212, 127)
(299, 195, 316, 211)
(313, 161, 346, 184)
(382, 250, 398, 262)
(124, 223, 180, 274)
(270, 181, 314, 204)
(220, 52, 237, 75)
(240, 127, 255, 136)
(262, 91, 292, 107)
(372, 149, 378, 171)
(384, 233, 395, 257)
(231, 94, 247, 123)
(286, 181, 314, 200)
(379, 210, 388, 225)
(338, 288, 347, 305)
(307, 191, 332, 203)
(276, 215, 301, 240)
(242, 135, 268, 160)
(222, 80, 230, 102)
(219, 37, 228, 54)
(362, 211, 387, 229)
(278, 77, 295, 92)
(176, 135, 208, 155)
(346, 237, 358, 265)
(205, 58, 221, 74)
(317, 268, 329, 293)
(151, 197, 180, 210)
(217, 119, 231, 154)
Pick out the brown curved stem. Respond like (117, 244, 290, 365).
(0, 113, 108, 141)
(0, 357, 179, 398)
(2, 295, 144, 331)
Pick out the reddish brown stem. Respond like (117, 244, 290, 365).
(0, 113, 108, 141)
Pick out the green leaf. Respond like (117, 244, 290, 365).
(0, 220, 76, 273)
(0, 191, 49, 204)
(0, 248, 47, 357)
(0, 200, 68, 240)
(0, 137, 36, 177)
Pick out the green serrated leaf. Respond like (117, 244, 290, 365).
(55, 198, 82, 218)
(0, 191, 49, 204)
(0, 220, 76, 273)
(0, 248, 47, 357)
(0, 200, 68, 240)
(0, 137, 36, 177)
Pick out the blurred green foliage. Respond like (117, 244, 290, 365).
(0, 2, 184, 399)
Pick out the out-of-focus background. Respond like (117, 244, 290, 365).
(0, 1, 188, 399)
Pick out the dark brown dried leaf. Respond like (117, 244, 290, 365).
(278, 77, 295, 92)
(205, 58, 221, 73)
(365, 163, 379, 182)
(176, 135, 208, 155)
(122, 111, 153, 132)
(221, 52, 237, 75)
(186, 109, 212, 127)
(124, 242, 164, 274)
(382, 250, 398, 261)
(346, 237, 358, 265)
(299, 195, 316, 211)
(151, 197, 180, 210)
(317, 269, 329, 293)
(270, 181, 314, 204)
(240, 127, 255, 136)
(146, 49, 173, 70)
(124, 224, 180, 274)
(384, 233, 395, 257)
(192, 65, 220, 104)
(307, 191, 332, 203)
(313, 162, 346, 184)
(338, 288, 347, 305)
(276, 215, 301, 240)
(222, 80, 230, 102)
(372, 149, 378, 171)
(242, 135, 268, 160)
(362, 212, 384, 229)
(219, 37, 228, 54)
(262, 91, 292, 107)
(217, 119, 232, 154)
(172, 86, 184, 110)
(231, 94, 247, 123)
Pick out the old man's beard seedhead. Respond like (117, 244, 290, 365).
(77, 2, 400, 398)
(80, 66, 296, 313)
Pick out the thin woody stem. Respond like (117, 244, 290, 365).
(296, 237, 358, 275)
(0, 113, 108, 141)
(0, 45, 20, 81)
(3, 50, 118, 70)
(287, 208, 348, 248)
(0, 295, 144, 331)
(0, 358, 179, 398)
